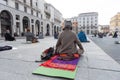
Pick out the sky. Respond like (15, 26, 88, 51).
(45, 0, 120, 25)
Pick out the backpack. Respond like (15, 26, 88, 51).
(41, 47, 54, 61)
(0, 46, 12, 51)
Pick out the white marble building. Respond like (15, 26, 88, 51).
(78, 12, 98, 35)
(0, 0, 62, 37)
(44, 3, 62, 36)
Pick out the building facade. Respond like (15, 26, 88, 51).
(98, 25, 110, 33)
(110, 12, 120, 32)
(44, 3, 62, 36)
(78, 12, 98, 35)
(0, 0, 62, 37)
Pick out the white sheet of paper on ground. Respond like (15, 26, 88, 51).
(12, 47, 18, 50)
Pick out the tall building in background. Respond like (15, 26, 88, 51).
(78, 12, 98, 35)
(110, 12, 120, 32)
(44, 3, 62, 36)
(0, 0, 62, 37)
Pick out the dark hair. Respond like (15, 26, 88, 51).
(64, 21, 72, 30)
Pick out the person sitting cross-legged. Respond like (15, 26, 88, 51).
(25, 28, 38, 43)
(78, 30, 89, 42)
(4, 30, 16, 41)
(55, 21, 84, 61)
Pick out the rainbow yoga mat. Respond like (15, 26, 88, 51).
(32, 55, 80, 79)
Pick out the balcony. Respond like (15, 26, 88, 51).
(12, 0, 41, 12)
(44, 3, 51, 16)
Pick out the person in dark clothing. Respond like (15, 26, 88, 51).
(25, 28, 38, 43)
(38, 32, 44, 39)
(54, 31, 59, 39)
(55, 21, 84, 60)
(113, 31, 118, 38)
(4, 30, 15, 41)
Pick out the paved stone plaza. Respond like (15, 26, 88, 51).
(0, 37, 120, 80)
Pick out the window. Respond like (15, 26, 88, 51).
(24, 6, 27, 12)
(41, 14, 43, 19)
(23, 0, 26, 3)
(4, 0, 8, 5)
(30, 0, 32, 6)
(31, 19, 34, 23)
(32, 25, 34, 33)
(41, 22, 43, 25)
(36, 2, 38, 7)
(15, 2, 19, 10)
(3, 0, 8, 1)
(31, 10, 33, 15)
(16, 22, 20, 28)
(36, 12, 38, 17)
(91, 21, 93, 24)
(16, 15, 20, 20)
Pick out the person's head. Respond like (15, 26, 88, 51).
(40, 32, 42, 33)
(63, 21, 72, 30)
(26, 28, 30, 32)
(6, 29, 10, 33)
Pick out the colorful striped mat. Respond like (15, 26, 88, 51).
(33, 54, 80, 79)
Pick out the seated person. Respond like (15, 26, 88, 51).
(113, 31, 118, 38)
(54, 31, 59, 39)
(55, 21, 84, 61)
(4, 30, 15, 41)
(78, 30, 89, 42)
(25, 28, 38, 43)
(38, 32, 44, 39)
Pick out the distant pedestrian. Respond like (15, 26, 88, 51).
(113, 31, 118, 38)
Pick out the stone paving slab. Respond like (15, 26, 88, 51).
(88, 68, 120, 80)
(0, 37, 120, 80)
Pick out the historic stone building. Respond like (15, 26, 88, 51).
(78, 12, 98, 35)
(44, 3, 62, 36)
(0, 0, 62, 37)
(110, 12, 120, 32)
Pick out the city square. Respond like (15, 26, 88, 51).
(0, 37, 120, 80)
(1, 0, 120, 80)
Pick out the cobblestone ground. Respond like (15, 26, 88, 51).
(0, 37, 70, 80)
(0, 37, 120, 80)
